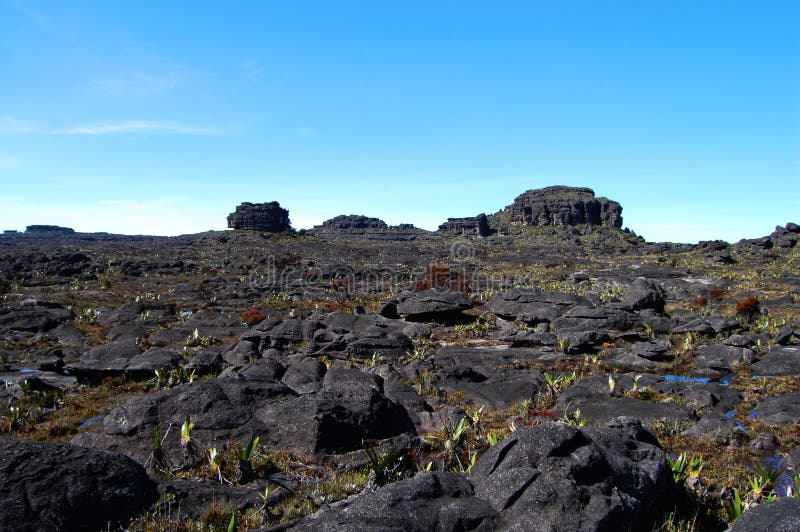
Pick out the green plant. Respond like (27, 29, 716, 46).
(608, 374, 617, 395)
(145, 423, 170, 474)
(367, 352, 384, 367)
(227, 510, 236, 532)
(208, 447, 226, 484)
(364, 447, 414, 487)
(238, 435, 260, 483)
(556, 336, 571, 353)
(725, 487, 745, 523)
(560, 402, 585, 427)
(180, 415, 201, 468)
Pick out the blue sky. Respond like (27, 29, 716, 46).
(1, 1, 798, 242)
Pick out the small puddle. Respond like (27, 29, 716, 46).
(725, 410, 746, 431)
(81, 415, 104, 429)
(762, 455, 796, 497)
(664, 375, 711, 384)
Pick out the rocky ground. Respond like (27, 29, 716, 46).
(1, 219, 800, 531)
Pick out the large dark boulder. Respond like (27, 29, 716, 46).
(0, 301, 74, 333)
(0, 440, 158, 532)
(66, 342, 184, 382)
(285, 472, 498, 531)
(72, 365, 416, 462)
(504, 186, 623, 228)
(470, 418, 674, 531)
(396, 290, 473, 322)
(729, 497, 800, 531)
(754, 392, 800, 424)
(488, 288, 593, 325)
(619, 277, 666, 313)
(750, 345, 800, 375)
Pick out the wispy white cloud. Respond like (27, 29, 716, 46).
(58, 120, 224, 135)
(295, 126, 317, 138)
(240, 59, 263, 78)
(0, 116, 226, 136)
(90, 72, 182, 96)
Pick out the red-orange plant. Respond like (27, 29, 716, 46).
(242, 309, 266, 327)
(735, 296, 760, 322)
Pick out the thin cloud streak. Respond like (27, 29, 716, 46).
(0, 117, 227, 136)
(59, 120, 224, 135)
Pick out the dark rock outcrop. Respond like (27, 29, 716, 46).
(505, 186, 623, 228)
(438, 214, 492, 237)
(0, 440, 158, 532)
(396, 290, 473, 322)
(227, 202, 291, 231)
(318, 215, 388, 231)
(72, 365, 416, 462)
(729, 497, 800, 531)
(25, 225, 75, 235)
(488, 288, 594, 325)
(286, 472, 498, 531)
(470, 418, 674, 531)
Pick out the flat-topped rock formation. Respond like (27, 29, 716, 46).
(505, 186, 623, 228)
(311, 214, 428, 241)
(227, 202, 291, 232)
(318, 215, 389, 231)
(25, 225, 75, 235)
(438, 214, 492, 237)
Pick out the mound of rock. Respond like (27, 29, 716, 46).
(505, 186, 623, 228)
(438, 214, 492, 237)
(318, 215, 388, 231)
(72, 364, 416, 463)
(471, 417, 675, 531)
(25, 225, 76, 235)
(0, 440, 158, 532)
(227, 202, 291, 231)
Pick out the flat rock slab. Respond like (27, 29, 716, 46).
(0, 440, 158, 532)
(66, 342, 184, 382)
(396, 290, 473, 321)
(754, 392, 800, 424)
(556, 375, 697, 425)
(284, 472, 498, 531)
(488, 288, 593, 324)
(750, 345, 800, 375)
(470, 417, 675, 531)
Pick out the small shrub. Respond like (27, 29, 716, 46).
(735, 296, 760, 323)
(242, 310, 266, 327)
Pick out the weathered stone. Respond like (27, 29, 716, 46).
(286, 472, 498, 531)
(226, 201, 291, 231)
(318, 214, 388, 231)
(25, 224, 75, 235)
(729, 497, 800, 531)
(504, 186, 623, 228)
(620, 277, 666, 313)
(396, 290, 473, 322)
(438, 214, 492, 237)
(0, 440, 158, 532)
(755, 392, 800, 424)
(72, 366, 416, 462)
(694, 344, 756, 373)
(470, 418, 674, 531)
(488, 288, 593, 325)
(751, 345, 800, 375)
